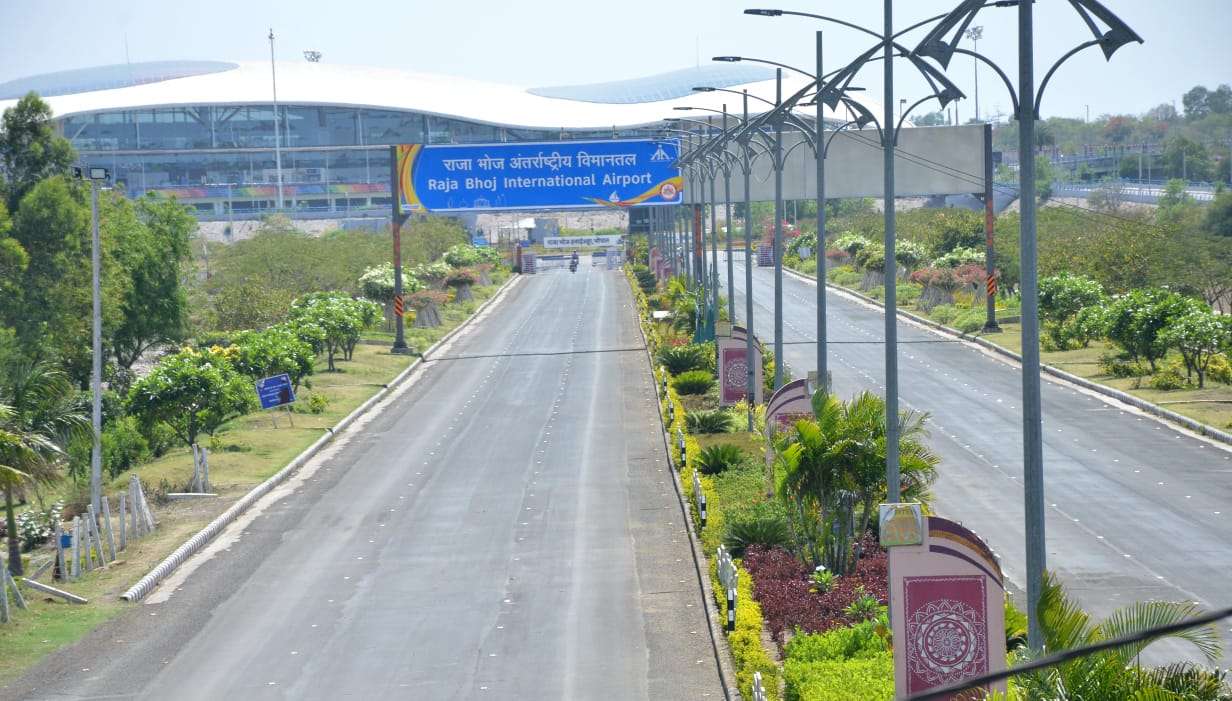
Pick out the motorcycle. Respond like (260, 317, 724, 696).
(569, 255, 579, 273)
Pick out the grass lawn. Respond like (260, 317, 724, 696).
(0, 274, 509, 686)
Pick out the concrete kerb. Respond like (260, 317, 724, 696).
(783, 266, 1232, 447)
(121, 274, 527, 603)
(631, 281, 740, 701)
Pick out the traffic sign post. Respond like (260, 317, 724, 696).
(255, 373, 296, 427)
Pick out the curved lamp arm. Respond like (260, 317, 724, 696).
(912, 0, 1141, 117)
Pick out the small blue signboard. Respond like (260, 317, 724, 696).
(256, 373, 296, 410)
(396, 139, 682, 214)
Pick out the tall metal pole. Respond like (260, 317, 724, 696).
(1018, 0, 1046, 653)
(390, 147, 409, 352)
(743, 91, 756, 431)
(90, 181, 102, 519)
(269, 29, 284, 210)
(982, 122, 1000, 333)
(773, 68, 785, 390)
(815, 30, 829, 393)
(723, 106, 735, 325)
(883, 1, 900, 502)
(708, 117, 720, 326)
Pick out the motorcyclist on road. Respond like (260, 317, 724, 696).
(570, 251, 579, 271)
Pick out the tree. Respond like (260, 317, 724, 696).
(775, 390, 938, 575)
(1207, 84, 1232, 115)
(110, 194, 196, 369)
(911, 111, 948, 127)
(358, 262, 424, 330)
(204, 222, 389, 302)
(208, 284, 297, 332)
(5, 177, 98, 385)
(1203, 190, 1232, 238)
(0, 92, 75, 212)
(1038, 273, 1106, 350)
(1012, 572, 1228, 699)
(125, 347, 257, 449)
(0, 362, 89, 575)
(0, 199, 27, 308)
(229, 326, 316, 390)
(402, 216, 469, 267)
(1145, 102, 1178, 123)
(1159, 136, 1214, 182)
(1164, 233, 1232, 314)
(286, 292, 380, 371)
(1154, 180, 1206, 233)
(1035, 155, 1058, 201)
(1102, 289, 1206, 371)
(1159, 310, 1232, 388)
(1182, 86, 1211, 120)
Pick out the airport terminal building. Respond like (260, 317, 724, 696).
(0, 60, 847, 219)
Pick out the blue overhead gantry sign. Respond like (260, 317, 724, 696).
(396, 139, 682, 213)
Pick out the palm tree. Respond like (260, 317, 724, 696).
(776, 390, 940, 574)
(0, 362, 89, 576)
(1010, 571, 1229, 699)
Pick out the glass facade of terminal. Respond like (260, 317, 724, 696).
(57, 104, 658, 216)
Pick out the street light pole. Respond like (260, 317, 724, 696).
(882, 0, 901, 502)
(73, 165, 110, 520)
(708, 117, 721, 328)
(1016, 0, 1046, 652)
(269, 28, 285, 211)
(814, 30, 828, 393)
(772, 68, 785, 389)
(742, 91, 756, 427)
(723, 106, 735, 325)
(913, 0, 1142, 652)
(390, 147, 410, 353)
(966, 25, 983, 122)
(90, 176, 103, 519)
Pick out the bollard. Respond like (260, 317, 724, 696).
(678, 428, 686, 463)
(667, 401, 674, 422)
(726, 587, 736, 632)
(699, 493, 707, 529)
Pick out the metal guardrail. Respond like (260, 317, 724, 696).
(1053, 181, 1217, 203)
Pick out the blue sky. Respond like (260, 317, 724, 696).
(2, 0, 1227, 121)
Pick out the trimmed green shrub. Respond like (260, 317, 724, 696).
(656, 345, 708, 375)
(695, 443, 744, 475)
(631, 265, 657, 293)
(953, 306, 987, 333)
(673, 369, 716, 395)
(1207, 353, 1232, 385)
(1098, 350, 1148, 378)
(716, 559, 782, 700)
(101, 415, 152, 479)
(686, 409, 736, 434)
(782, 654, 894, 701)
(1150, 367, 1189, 390)
(785, 619, 888, 662)
(930, 304, 959, 326)
(827, 266, 862, 287)
(896, 282, 920, 308)
(724, 517, 793, 557)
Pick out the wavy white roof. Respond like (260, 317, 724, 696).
(0, 60, 886, 131)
